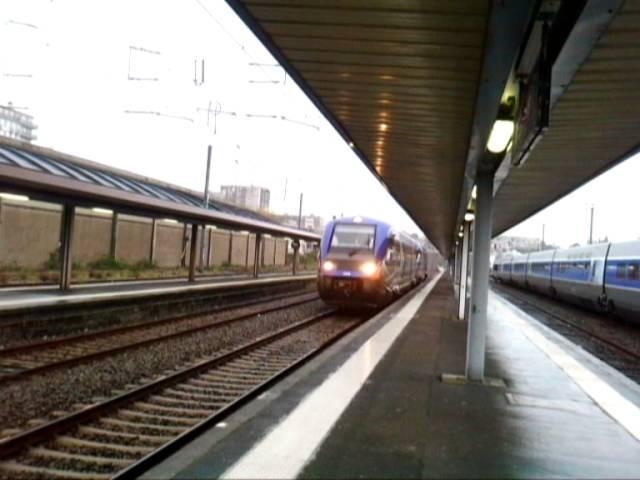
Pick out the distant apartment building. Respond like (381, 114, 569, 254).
(0, 105, 37, 143)
(218, 185, 270, 211)
(492, 235, 543, 254)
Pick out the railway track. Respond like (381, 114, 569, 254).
(492, 283, 640, 382)
(0, 292, 319, 381)
(0, 280, 315, 348)
(0, 309, 359, 479)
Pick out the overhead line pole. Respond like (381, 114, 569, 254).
(200, 145, 212, 270)
(589, 205, 594, 245)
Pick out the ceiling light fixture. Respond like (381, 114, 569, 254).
(0, 193, 29, 201)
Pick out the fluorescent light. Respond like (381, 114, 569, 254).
(471, 185, 477, 200)
(458, 231, 464, 238)
(91, 207, 113, 214)
(162, 218, 178, 224)
(464, 211, 475, 222)
(0, 193, 29, 201)
(487, 119, 514, 153)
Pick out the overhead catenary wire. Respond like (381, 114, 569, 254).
(192, 0, 279, 85)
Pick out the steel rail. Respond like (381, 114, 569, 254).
(114, 311, 363, 479)
(0, 290, 316, 356)
(0, 292, 320, 382)
(0, 309, 342, 467)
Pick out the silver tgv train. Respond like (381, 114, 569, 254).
(492, 241, 640, 322)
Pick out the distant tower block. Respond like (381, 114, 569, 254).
(0, 105, 37, 142)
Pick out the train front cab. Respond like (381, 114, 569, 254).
(317, 221, 390, 307)
(603, 241, 640, 320)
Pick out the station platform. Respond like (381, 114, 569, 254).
(142, 272, 640, 479)
(0, 273, 316, 314)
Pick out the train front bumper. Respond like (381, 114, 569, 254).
(317, 275, 387, 307)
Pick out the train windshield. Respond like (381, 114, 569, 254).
(330, 224, 376, 253)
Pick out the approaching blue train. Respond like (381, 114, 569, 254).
(317, 216, 428, 307)
(492, 240, 640, 322)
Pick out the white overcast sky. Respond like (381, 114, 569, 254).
(1, 0, 638, 247)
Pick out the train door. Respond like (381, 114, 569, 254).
(384, 237, 402, 280)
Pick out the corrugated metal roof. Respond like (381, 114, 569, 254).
(228, 0, 489, 253)
(493, 0, 640, 235)
(0, 139, 321, 240)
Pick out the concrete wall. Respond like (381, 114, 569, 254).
(209, 230, 231, 266)
(0, 200, 61, 268)
(275, 238, 287, 265)
(262, 237, 276, 266)
(0, 201, 291, 272)
(155, 222, 184, 267)
(116, 215, 152, 264)
(230, 232, 249, 266)
(247, 234, 257, 267)
(73, 210, 111, 263)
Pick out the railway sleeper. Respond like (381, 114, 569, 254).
(0, 358, 39, 368)
(78, 425, 172, 446)
(230, 359, 289, 371)
(0, 461, 111, 480)
(29, 446, 133, 468)
(204, 369, 269, 381)
(100, 417, 186, 435)
(188, 377, 254, 389)
(216, 364, 273, 374)
(117, 409, 200, 426)
(197, 373, 259, 385)
(148, 394, 224, 410)
(55, 435, 154, 456)
(182, 381, 249, 395)
(133, 401, 213, 418)
(247, 355, 292, 366)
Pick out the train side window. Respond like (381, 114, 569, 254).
(616, 263, 626, 279)
(628, 263, 639, 281)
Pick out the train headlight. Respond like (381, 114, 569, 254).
(360, 261, 378, 277)
(322, 260, 336, 272)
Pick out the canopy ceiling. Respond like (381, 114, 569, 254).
(227, 0, 637, 253)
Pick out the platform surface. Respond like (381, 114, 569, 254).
(0, 272, 316, 313)
(143, 273, 640, 479)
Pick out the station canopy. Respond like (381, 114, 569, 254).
(227, 0, 639, 253)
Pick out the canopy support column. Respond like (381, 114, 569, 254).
(60, 205, 75, 291)
(466, 171, 494, 381)
(253, 233, 262, 278)
(188, 224, 198, 283)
